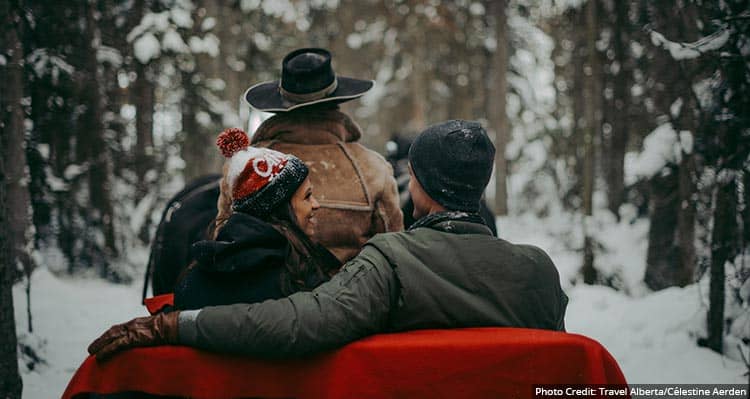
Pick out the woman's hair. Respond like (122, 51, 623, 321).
(212, 162, 233, 239)
(263, 201, 340, 295)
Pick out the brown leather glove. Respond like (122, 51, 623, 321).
(87, 311, 180, 361)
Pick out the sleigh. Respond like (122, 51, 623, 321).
(63, 294, 627, 399)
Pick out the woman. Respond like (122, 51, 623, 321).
(174, 127, 341, 310)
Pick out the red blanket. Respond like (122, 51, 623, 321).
(63, 326, 627, 399)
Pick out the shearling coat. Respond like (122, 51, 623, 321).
(215, 109, 403, 262)
(178, 212, 569, 358)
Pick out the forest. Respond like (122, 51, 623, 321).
(1, 0, 749, 397)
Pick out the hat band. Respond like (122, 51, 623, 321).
(279, 78, 338, 103)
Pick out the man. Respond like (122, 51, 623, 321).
(147, 48, 400, 297)
(89, 120, 568, 360)
(214, 48, 403, 262)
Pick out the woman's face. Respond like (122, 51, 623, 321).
(290, 177, 320, 237)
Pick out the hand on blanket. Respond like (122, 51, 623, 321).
(87, 311, 180, 361)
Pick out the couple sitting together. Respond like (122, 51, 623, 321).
(88, 48, 568, 360)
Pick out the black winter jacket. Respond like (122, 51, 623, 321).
(174, 213, 339, 310)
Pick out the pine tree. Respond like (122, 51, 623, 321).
(0, 0, 25, 396)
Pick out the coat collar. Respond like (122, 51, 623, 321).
(408, 211, 493, 236)
(251, 109, 363, 144)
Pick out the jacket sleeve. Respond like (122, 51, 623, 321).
(374, 163, 404, 233)
(178, 245, 398, 357)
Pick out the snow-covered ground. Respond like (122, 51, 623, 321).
(13, 215, 748, 398)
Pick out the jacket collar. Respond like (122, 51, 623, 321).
(408, 211, 492, 235)
(251, 109, 363, 144)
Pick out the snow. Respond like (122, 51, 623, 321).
(252, 32, 272, 51)
(129, 192, 156, 235)
(36, 144, 50, 160)
(201, 17, 216, 31)
(312, 0, 339, 8)
(565, 284, 746, 383)
(469, 2, 485, 16)
(670, 97, 683, 118)
(240, 0, 261, 12)
(170, 5, 194, 29)
(345, 20, 387, 50)
(484, 36, 497, 51)
(14, 268, 145, 399)
(14, 212, 747, 398)
(188, 33, 220, 57)
(650, 27, 731, 60)
(133, 33, 161, 64)
(680, 130, 694, 155)
(28, 49, 74, 80)
(632, 123, 692, 179)
(62, 164, 85, 181)
(261, 0, 299, 23)
(196, 110, 212, 127)
(296, 18, 311, 32)
(693, 77, 715, 110)
(347, 33, 363, 49)
(127, 12, 170, 43)
(95, 46, 123, 67)
(162, 29, 189, 53)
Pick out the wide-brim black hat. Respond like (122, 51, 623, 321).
(244, 48, 374, 113)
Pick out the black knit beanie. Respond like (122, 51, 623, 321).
(408, 120, 495, 212)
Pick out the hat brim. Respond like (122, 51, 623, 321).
(243, 77, 374, 112)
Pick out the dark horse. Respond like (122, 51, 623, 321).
(142, 174, 221, 300)
(143, 138, 497, 301)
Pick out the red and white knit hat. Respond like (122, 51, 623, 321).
(217, 128, 308, 216)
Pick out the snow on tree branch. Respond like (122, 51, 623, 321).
(127, 0, 218, 65)
(632, 123, 694, 179)
(649, 26, 731, 60)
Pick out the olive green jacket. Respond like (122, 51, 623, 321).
(178, 217, 568, 357)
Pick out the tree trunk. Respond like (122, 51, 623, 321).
(606, 0, 630, 219)
(581, 0, 598, 284)
(672, 4, 700, 288)
(80, 0, 118, 266)
(180, 72, 221, 181)
(707, 179, 737, 353)
(0, 162, 23, 399)
(0, 1, 25, 397)
(134, 60, 155, 199)
(676, 153, 697, 286)
(641, 0, 699, 290)
(644, 168, 680, 290)
(179, 1, 222, 182)
(486, 0, 509, 215)
(570, 9, 585, 209)
(130, 0, 154, 201)
(1, 0, 33, 282)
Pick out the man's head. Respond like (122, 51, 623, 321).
(408, 120, 495, 219)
